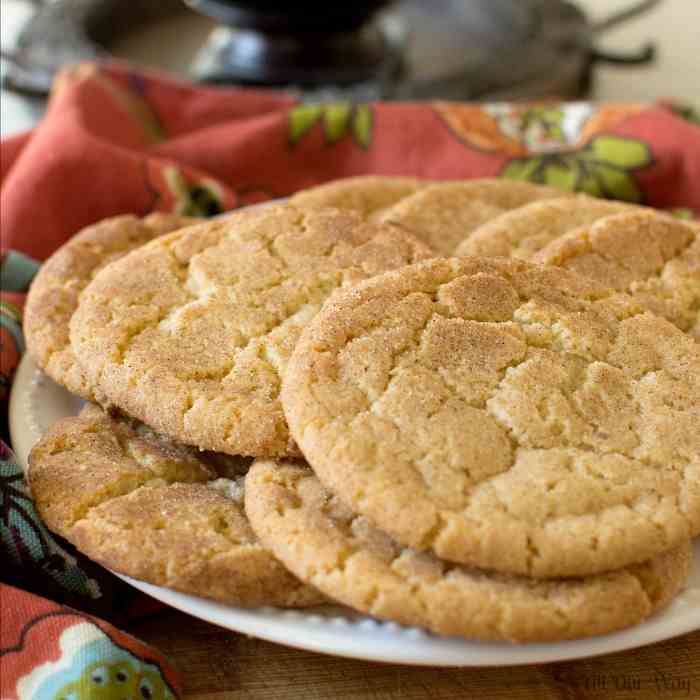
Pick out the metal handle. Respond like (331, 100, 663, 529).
(589, 0, 660, 66)
(590, 42, 656, 65)
(591, 0, 662, 34)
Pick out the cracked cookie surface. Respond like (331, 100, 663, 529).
(28, 405, 323, 607)
(377, 179, 565, 255)
(70, 206, 435, 456)
(533, 210, 700, 339)
(282, 257, 700, 577)
(289, 176, 430, 219)
(245, 460, 692, 642)
(24, 213, 198, 400)
(456, 195, 637, 260)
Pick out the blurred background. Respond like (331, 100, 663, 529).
(2, 0, 699, 137)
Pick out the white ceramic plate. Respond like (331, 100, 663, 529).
(10, 355, 700, 666)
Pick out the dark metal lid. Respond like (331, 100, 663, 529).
(184, 0, 393, 34)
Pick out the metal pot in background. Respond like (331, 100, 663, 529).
(1, 0, 659, 102)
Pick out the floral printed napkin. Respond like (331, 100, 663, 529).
(1, 61, 699, 699)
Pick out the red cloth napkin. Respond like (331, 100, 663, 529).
(3, 62, 700, 260)
(1, 584, 182, 699)
(1, 61, 699, 698)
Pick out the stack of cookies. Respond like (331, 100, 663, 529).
(26, 177, 700, 643)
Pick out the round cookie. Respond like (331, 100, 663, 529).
(289, 176, 430, 219)
(377, 179, 566, 255)
(532, 210, 700, 339)
(70, 205, 435, 457)
(456, 195, 637, 260)
(28, 405, 323, 607)
(245, 460, 692, 642)
(282, 256, 700, 578)
(24, 213, 198, 399)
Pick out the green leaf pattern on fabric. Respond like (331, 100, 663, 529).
(288, 102, 373, 149)
(502, 135, 652, 202)
(352, 105, 373, 149)
(323, 103, 353, 143)
(588, 136, 649, 168)
(288, 104, 323, 145)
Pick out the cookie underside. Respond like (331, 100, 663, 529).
(245, 460, 692, 642)
(28, 404, 324, 607)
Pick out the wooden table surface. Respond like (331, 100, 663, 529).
(127, 612, 700, 699)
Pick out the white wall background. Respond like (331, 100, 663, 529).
(577, 0, 699, 103)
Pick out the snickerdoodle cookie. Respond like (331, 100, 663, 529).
(456, 195, 637, 260)
(245, 461, 692, 642)
(533, 210, 700, 339)
(289, 176, 430, 219)
(28, 404, 323, 607)
(377, 179, 565, 254)
(282, 257, 700, 578)
(70, 206, 435, 457)
(24, 213, 197, 399)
